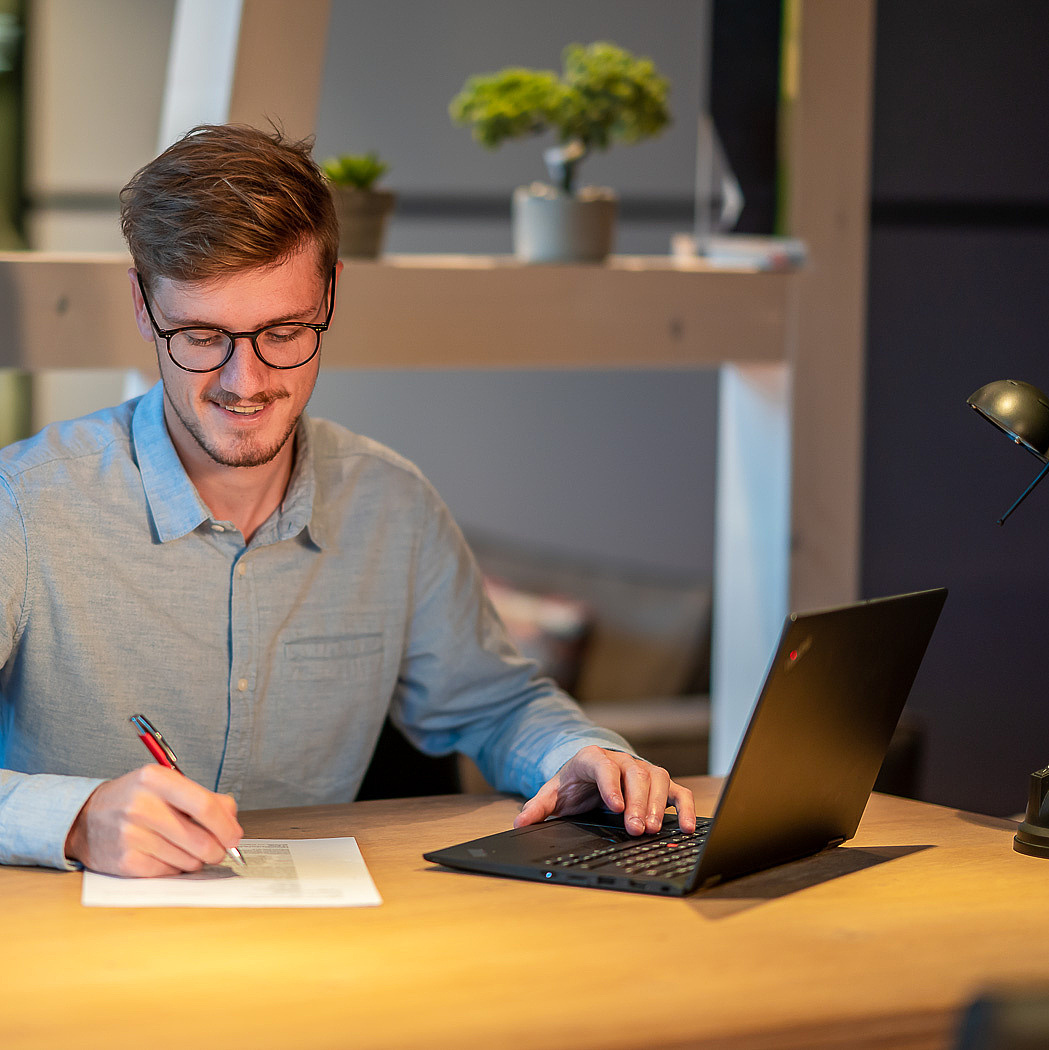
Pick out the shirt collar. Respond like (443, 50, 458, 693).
(264, 413, 326, 549)
(133, 383, 211, 542)
(131, 382, 326, 549)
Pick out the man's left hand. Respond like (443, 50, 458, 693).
(513, 746, 697, 835)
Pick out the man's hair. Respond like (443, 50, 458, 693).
(120, 123, 338, 290)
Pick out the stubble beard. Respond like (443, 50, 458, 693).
(169, 389, 299, 468)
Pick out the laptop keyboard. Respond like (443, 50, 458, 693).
(541, 819, 712, 880)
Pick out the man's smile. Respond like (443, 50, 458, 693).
(219, 403, 266, 415)
(205, 389, 291, 422)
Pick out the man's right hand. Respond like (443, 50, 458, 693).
(63, 765, 243, 877)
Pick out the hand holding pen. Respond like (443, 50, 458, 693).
(130, 714, 246, 870)
(63, 718, 245, 877)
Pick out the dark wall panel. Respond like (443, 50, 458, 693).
(864, 1, 1049, 814)
(864, 225, 1049, 814)
(873, 0, 1049, 204)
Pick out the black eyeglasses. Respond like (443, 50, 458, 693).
(137, 267, 337, 373)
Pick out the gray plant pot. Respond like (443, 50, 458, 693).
(332, 187, 396, 258)
(511, 185, 618, 264)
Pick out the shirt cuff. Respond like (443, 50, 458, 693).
(530, 727, 638, 798)
(0, 771, 105, 870)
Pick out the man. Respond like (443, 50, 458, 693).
(0, 124, 695, 877)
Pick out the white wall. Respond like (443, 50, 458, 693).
(309, 369, 717, 577)
(24, 0, 174, 250)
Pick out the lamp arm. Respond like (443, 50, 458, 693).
(997, 459, 1049, 525)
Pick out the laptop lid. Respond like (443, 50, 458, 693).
(424, 587, 947, 895)
(687, 586, 947, 890)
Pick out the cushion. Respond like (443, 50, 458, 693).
(468, 531, 711, 703)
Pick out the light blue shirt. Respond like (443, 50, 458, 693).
(0, 383, 632, 869)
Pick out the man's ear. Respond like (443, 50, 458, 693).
(127, 268, 154, 343)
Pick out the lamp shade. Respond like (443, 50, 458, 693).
(967, 380, 1049, 461)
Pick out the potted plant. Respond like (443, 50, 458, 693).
(450, 41, 670, 263)
(322, 152, 395, 259)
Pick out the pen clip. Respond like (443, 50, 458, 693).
(129, 713, 180, 770)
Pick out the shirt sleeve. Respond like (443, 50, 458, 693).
(0, 770, 104, 869)
(0, 473, 26, 670)
(391, 487, 637, 800)
(0, 474, 103, 870)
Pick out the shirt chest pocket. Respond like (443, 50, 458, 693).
(282, 632, 385, 682)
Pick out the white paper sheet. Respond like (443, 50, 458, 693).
(81, 838, 382, 908)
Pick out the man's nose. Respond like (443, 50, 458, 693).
(218, 336, 269, 394)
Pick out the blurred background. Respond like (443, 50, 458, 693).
(1, 0, 1048, 815)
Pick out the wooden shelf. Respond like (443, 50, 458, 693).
(336, 255, 793, 370)
(0, 252, 795, 371)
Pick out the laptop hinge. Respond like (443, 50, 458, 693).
(827, 837, 847, 849)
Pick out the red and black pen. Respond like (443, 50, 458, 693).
(129, 713, 246, 870)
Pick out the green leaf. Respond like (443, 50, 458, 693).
(321, 152, 390, 189)
(448, 41, 671, 183)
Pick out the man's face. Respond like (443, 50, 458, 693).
(131, 249, 337, 475)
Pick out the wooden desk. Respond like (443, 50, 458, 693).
(1, 777, 1043, 1050)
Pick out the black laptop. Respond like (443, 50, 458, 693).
(424, 587, 947, 897)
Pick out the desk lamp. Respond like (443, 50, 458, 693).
(968, 378, 1049, 858)
(967, 380, 1049, 524)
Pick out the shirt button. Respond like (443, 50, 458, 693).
(211, 524, 225, 533)
(237, 678, 248, 692)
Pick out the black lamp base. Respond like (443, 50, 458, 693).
(1013, 767, 1049, 858)
(1014, 824, 1049, 858)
